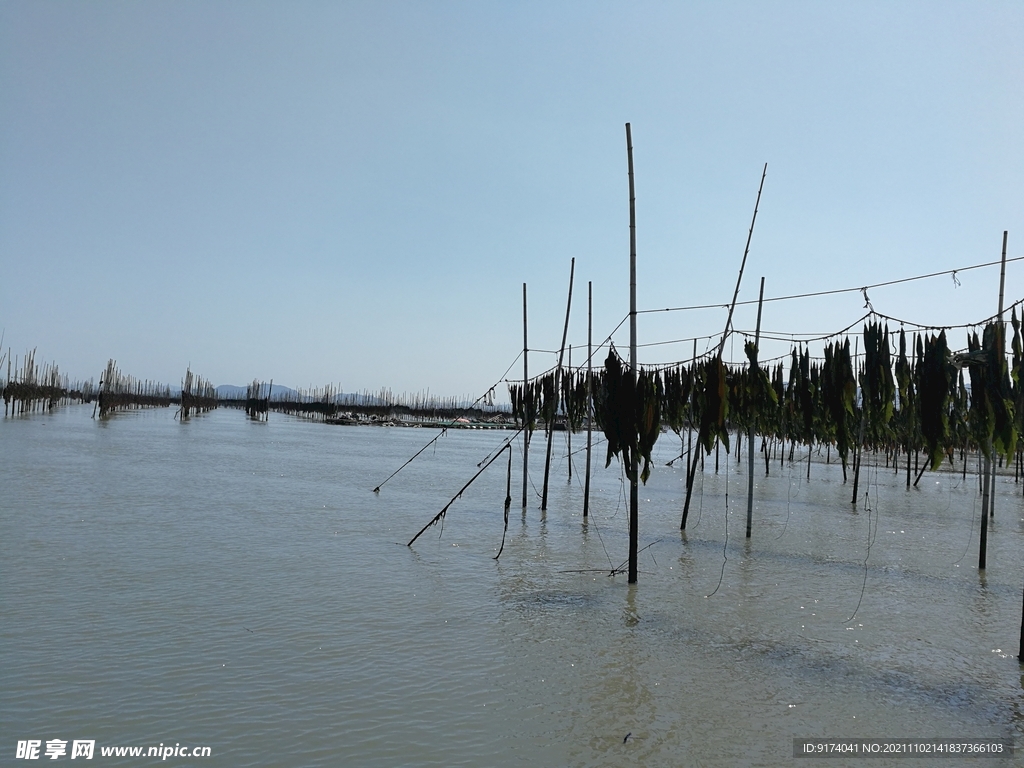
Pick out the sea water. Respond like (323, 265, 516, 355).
(3, 405, 1023, 766)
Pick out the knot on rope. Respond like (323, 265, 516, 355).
(861, 287, 873, 311)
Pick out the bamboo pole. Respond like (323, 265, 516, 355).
(746, 276, 765, 538)
(408, 432, 523, 546)
(687, 338, 695, 494)
(682, 162, 767, 529)
(522, 283, 529, 509)
(852, 339, 864, 505)
(981, 231, 1007, 569)
(567, 344, 572, 483)
(541, 258, 575, 512)
(627, 123, 639, 583)
(980, 456, 990, 569)
(907, 337, 915, 490)
(991, 231, 1008, 521)
(584, 281, 593, 517)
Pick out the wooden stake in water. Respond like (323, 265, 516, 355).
(522, 283, 529, 509)
(626, 122, 639, 584)
(541, 258, 575, 512)
(980, 456, 990, 569)
(746, 276, 764, 538)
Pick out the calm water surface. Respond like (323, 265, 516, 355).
(3, 405, 1024, 766)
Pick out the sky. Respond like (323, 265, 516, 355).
(1, 1, 1022, 401)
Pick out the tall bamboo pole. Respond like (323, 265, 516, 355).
(541, 258, 575, 512)
(687, 338, 695, 495)
(746, 276, 765, 538)
(991, 231, 1008, 521)
(682, 163, 768, 529)
(626, 123, 639, 584)
(522, 283, 529, 508)
(980, 231, 1007, 568)
(584, 281, 593, 517)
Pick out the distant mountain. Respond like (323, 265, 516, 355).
(215, 384, 298, 400)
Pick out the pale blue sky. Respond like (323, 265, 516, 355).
(2, 1, 1021, 399)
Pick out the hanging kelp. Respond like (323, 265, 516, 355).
(742, 341, 778, 434)
(595, 348, 662, 484)
(508, 375, 543, 434)
(770, 361, 786, 442)
(726, 364, 747, 433)
(596, 349, 634, 473)
(893, 329, 918, 464)
(560, 368, 590, 431)
(985, 322, 1016, 459)
(660, 363, 694, 435)
(509, 384, 521, 424)
(918, 331, 952, 470)
(821, 338, 857, 469)
(788, 347, 815, 447)
(966, 330, 991, 456)
(636, 369, 663, 482)
(965, 324, 1017, 461)
(783, 350, 800, 446)
(509, 372, 557, 432)
(540, 371, 558, 431)
(809, 356, 823, 443)
(950, 369, 971, 461)
(1010, 308, 1024, 442)
(861, 322, 895, 445)
(698, 354, 730, 454)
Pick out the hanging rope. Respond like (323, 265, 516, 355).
(636, 254, 1024, 316)
(407, 430, 523, 546)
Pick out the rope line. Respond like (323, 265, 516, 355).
(636, 255, 1024, 316)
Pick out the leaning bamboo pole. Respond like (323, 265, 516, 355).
(541, 258, 575, 512)
(746, 276, 765, 538)
(682, 162, 767, 530)
(982, 231, 1008, 569)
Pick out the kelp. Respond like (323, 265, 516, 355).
(740, 341, 777, 434)
(505, 318, 1019, 488)
(698, 355, 730, 454)
(861, 321, 895, 444)
(918, 331, 951, 470)
(508, 375, 546, 434)
(966, 323, 1017, 461)
(1012, 308, 1024, 442)
(893, 329, 918, 468)
(561, 369, 590, 431)
(594, 348, 662, 484)
(821, 338, 856, 469)
(660, 363, 693, 435)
